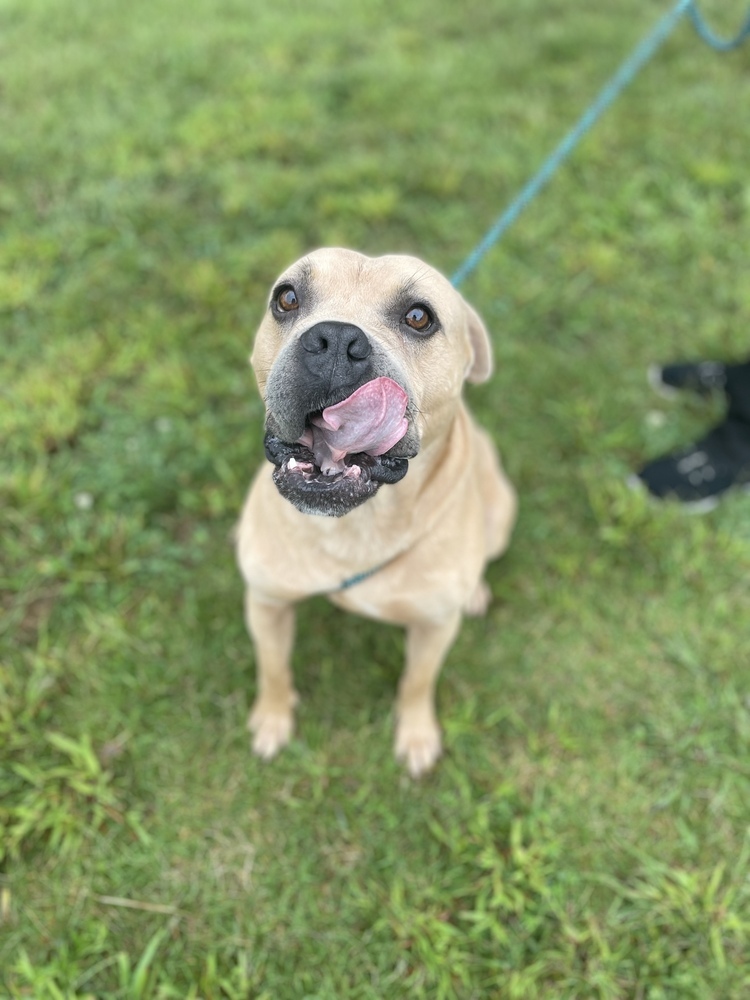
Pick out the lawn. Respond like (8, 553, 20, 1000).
(2, 0, 750, 996)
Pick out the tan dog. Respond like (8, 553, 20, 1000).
(236, 248, 516, 776)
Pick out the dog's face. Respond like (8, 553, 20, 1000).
(251, 248, 493, 517)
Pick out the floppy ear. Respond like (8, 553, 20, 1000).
(463, 301, 493, 384)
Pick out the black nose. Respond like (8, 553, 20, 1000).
(298, 321, 372, 389)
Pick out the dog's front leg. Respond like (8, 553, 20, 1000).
(395, 611, 461, 778)
(245, 591, 298, 760)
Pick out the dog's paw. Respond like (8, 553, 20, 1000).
(464, 579, 491, 617)
(247, 699, 295, 760)
(395, 711, 442, 778)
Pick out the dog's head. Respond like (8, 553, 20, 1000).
(251, 248, 493, 517)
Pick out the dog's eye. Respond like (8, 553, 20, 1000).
(403, 304, 434, 333)
(274, 285, 299, 313)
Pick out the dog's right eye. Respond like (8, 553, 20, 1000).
(273, 285, 299, 314)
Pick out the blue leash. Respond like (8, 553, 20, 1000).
(689, 0, 750, 49)
(451, 0, 750, 288)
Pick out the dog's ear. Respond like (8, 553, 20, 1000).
(463, 302, 493, 384)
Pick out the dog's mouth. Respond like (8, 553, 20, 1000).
(264, 377, 413, 517)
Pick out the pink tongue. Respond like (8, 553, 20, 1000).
(299, 377, 408, 475)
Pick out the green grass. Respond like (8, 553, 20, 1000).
(2, 0, 750, 995)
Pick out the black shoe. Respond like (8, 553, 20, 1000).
(648, 361, 727, 400)
(632, 417, 750, 512)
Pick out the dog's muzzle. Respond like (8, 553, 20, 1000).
(261, 324, 419, 517)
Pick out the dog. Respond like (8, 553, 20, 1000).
(236, 248, 517, 776)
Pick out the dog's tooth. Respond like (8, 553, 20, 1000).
(288, 457, 298, 469)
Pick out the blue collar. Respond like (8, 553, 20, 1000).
(337, 562, 387, 591)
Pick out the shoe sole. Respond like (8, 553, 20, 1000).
(646, 363, 727, 400)
(626, 475, 750, 515)
(647, 364, 680, 401)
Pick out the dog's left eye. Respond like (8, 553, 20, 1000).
(403, 304, 434, 334)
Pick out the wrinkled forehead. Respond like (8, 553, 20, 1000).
(272, 248, 462, 326)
